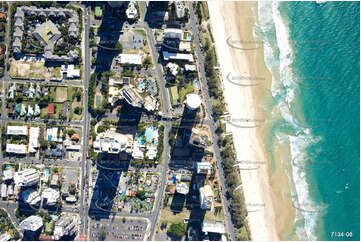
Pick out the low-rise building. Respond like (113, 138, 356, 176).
(201, 220, 226, 235)
(3, 169, 14, 181)
(29, 127, 40, 153)
(61, 64, 80, 79)
(6, 144, 27, 154)
(116, 54, 142, 65)
(1, 183, 7, 199)
(199, 185, 214, 211)
(196, 161, 212, 175)
(163, 51, 194, 62)
(14, 169, 39, 187)
(7, 125, 28, 136)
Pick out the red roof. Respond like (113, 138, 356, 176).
(39, 234, 53, 241)
(0, 13, 6, 19)
(48, 104, 54, 115)
(78, 235, 88, 240)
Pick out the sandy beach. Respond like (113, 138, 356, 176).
(208, 1, 288, 240)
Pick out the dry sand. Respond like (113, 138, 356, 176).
(208, 1, 287, 240)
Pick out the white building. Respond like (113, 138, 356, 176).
(42, 188, 60, 206)
(176, 182, 189, 195)
(19, 215, 43, 232)
(185, 64, 196, 72)
(14, 169, 39, 187)
(3, 169, 14, 181)
(126, 1, 138, 19)
(46, 127, 61, 142)
(1, 183, 7, 199)
(196, 162, 212, 175)
(185, 93, 202, 110)
(117, 54, 142, 65)
(163, 51, 194, 62)
(22, 188, 41, 206)
(29, 127, 40, 153)
(0, 232, 11, 241)
(6, 144, 27, 154)
(175, 1, 185, 19)
(6, 125, 28, 136)
(94, 130, 133, 154)
(53, 215, 77, 240)
(201, 220, 226, 235)
(61, 64, 80, 79)
(166, 62, 179, 76)
(199, 185, 214, 211)
(164, 28, 182, 40)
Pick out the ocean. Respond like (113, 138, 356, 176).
(256, 1, 360, 240)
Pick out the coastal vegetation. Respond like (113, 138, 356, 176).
(194, 2, 251, 240)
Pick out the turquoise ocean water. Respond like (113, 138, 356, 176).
(256, 1, 359, 240)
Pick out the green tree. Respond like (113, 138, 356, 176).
(98, 230, 106, 241)
(167, 223, 186, 238)
(115, 42, 123, 52)
(74, 106, 83, 115)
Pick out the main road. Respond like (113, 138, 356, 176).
(188, 3, 236, 240)
(138, 2, 172, 240)
(79, 5, 91, 237)
(0, 3, 12, 159)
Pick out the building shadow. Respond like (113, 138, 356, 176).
(88, 168, 122, 219)
(169, 107, 205, 169)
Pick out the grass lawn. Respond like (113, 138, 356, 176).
(134, 28, 146, 37)
(169, 86, 179, 106)
(55, 86, 68, 102)
(71, 101, 83, 120)
(159, 207, 191, 224)
(178, 82, 194, 103)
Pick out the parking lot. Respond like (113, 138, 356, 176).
(89, 217, 148, 241)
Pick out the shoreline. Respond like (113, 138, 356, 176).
(208, 1, 296, 240)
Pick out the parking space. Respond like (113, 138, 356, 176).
(89, 217, 148, 241)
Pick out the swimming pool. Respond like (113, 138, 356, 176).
(45, 169, 50, 180)
(138, 81, 145, 89)
(194, 81, 200, 89)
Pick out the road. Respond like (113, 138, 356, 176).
(138, 2, 172, 240)
(79, 5, 91, 237)
(0, 3, 11, 159)
(188, 3, 236, 240)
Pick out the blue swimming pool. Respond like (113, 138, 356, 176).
(194, 81, 200, 89)
(45, 169, 50, 180)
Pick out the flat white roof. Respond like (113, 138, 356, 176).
(7, 125, 28, 136)
(6, 144, 26, 154)
(20, 215, 43, 232)
(118, 54, 142, 65)
(29, 127, 39, 153)
(202, 221, 226, 234)
(185, 93, 202, 110)
(163, 51, 194, 62)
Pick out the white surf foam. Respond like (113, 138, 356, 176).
(257, 1, 322, 240)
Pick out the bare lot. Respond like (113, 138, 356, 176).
(9, 59, 61, 80)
